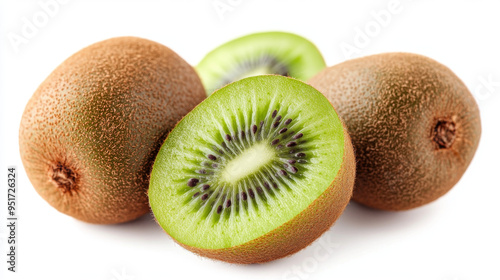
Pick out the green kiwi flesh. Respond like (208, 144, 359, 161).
(196, 31, 326, 95)
(149, 75, 355, 263)
(19, 37, 206, 224)
(309, 52, 481, 211)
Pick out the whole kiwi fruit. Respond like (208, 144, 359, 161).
(19, 36, 206, 224)
(149, 75, 355, 263)
(309, 53, 481, 211)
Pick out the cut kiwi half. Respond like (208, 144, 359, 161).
(196, 31, 326, 95)
(149, 75, 355, 264)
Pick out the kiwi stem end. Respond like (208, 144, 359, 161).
(49, 164, 78, 194)
(432, 118, 457, 149)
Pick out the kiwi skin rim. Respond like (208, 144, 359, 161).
(309, 52, 481, 211)
(172, 127, 355, 264)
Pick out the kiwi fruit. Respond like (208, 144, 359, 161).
(148, 75, 355, 263)
(19, 37, 206, 224)
(309, 52, 481, 211)
(196, 31, 326, 95)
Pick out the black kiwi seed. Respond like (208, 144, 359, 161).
(273, 121, 280, 128)
(208, 154, 217, 161)
(296, 152, 306, 157)
(193, 192, 200, 198)
(279, 170, 287, 176)
(225, 134, 232, 141)
(288, 159, 296, 164)
(271, 139, 280, 145)
(198, 169, 207, 174)
(202, 184, 210, 191)
(201, 193, 209, 201)
(264, 182, 270, 190)
(286, 141, 297, 147)
(285, 118, 292, 125)
(273, 183, 279, 189)
(217, 205, 223, 214)
(272, 110, 277, 118)
(249, 189, 255, 199)
(279, 128, 288, 134)
(256, 186, 263, 194)
(241, 131, 245, 138)
(252, 125, 257, 134)
(226, 200, 232, 208)
(293, 133, 303, 139)
(241, 192, 248, 200)
(289, 166, 298, 174)
(276, 115, 282, 122)
(187, 178, 199, 187)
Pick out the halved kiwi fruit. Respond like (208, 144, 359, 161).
(19, 37, 206, 224)
(149, 75, 355, 263)
(196, 31, 326, 95)
(309, 52, 481, 211)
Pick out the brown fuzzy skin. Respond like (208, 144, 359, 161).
(19, 37, 206, 224)
(309, 53, 481, 211)
(178, 129, 356, 264)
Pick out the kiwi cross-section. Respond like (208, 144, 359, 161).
(149, 75, 355, 264)
(196, 31, 326, 95)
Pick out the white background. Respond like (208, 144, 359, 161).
(1, 1, 500, 280)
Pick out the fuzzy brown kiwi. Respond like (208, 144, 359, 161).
(309, 53, 481, 211)
(19, 37, 206, 224)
